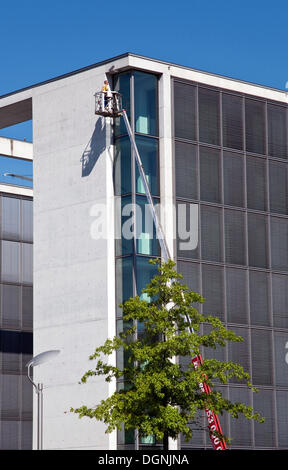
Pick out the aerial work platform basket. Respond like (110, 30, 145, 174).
(94, 91, 122, 117)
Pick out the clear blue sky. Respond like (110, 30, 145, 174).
(1, 0, 288, 141)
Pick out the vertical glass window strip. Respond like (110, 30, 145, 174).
(2, 284, 21, 329)
(224, 209, 246, 266)
(222, 93, 243, 150)
(115, 257, 133, 316)
(226, 268, 248, 324)
(249, 270, 270, 326)
(269, 161, 288, 215)
(251, 329, 273, 385)
(136, 195, 160, 257)
(21, 243, 33, 285)
(135, 136, 159, 196)
(114, 137, 131, 196)
(201, 205, 223, 262)
(22, 286, 33, 330)
(229, 387, 252, 447)
(21, 200, 33, 243)
(1, 240, 20, 283)
(270, 217, 288, 272)
(135, 256, 158, 301)
(114, 72, 131, 136)
(134, 72, 158, 136)
(176, 202, 199, 260)
(198, 87, 220, 145)
(274, 332, 288, 387)
(268, 103, 287, 159)
(276, 392, 288, 448)
(199, 147, 221, 203)
(202, 265, 224, 321)
(245, 98, 266, 155)
(175, 141, 198, 200)
(2, 197, 20, 241)
(246, 156, 267, 211)
(115, 196, 133, 257)
(272, 274, 288, 329)
(253, 390, 275, 447)
(174, 81, 196, 140)
(223, 151, 244, 207)
(248, 213, 268, 269)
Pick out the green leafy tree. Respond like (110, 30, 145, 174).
(71, 259, 263, 450)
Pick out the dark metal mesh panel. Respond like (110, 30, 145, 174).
(248, 213, 268, 269)
(200, 147, 221, 203)
(1, 284, 21, 329)
(223, 151, 244, 207)
(229, 387, 252, 447)
(268, 103, 288, 159)
(224, 209, 246, 266)
(226, 268, 248, 324)
(201, 205, 223, 262)
(198, 87, 220, 145)
(228, 327, 250, 385)
(222, 93, 244, 150)
(175, 141, 197, 200)
(246, 156, 267, 211)
(177, 261, 200, 293)
(271, 216, 288, 272)
(174, 81, 196, 140)
(249, 270, 270, 326)
(0, 420, 19, 449)
(176, 202, 199, 259)
(269, 160, 288, 215)
(274, 331, 288, 387)
(245, 98, 266, 155)
(272, 273, 288, 329)
(202, 265, 224, 321)
(276, 391, 288, 448)
(251, 329, 273, 385)
(1, 374, 20, 419)
(253, 389, 275, 447)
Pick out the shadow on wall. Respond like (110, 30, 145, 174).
(81, 118, 106, 177)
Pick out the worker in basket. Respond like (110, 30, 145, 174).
(101, 80, 113, 112)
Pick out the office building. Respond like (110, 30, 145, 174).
(0, 53, 287, 450)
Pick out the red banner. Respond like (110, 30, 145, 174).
(191, 355, 227, 450)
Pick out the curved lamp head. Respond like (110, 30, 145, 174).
(26, 350, 60, 369)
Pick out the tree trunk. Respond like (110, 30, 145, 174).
(163, 432, 169, 451)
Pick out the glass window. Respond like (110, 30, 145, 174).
(248, 213, 268, 268)
(115, 196, 133, 257)
(2, 196, 20, 241)
(114, 137, 131, 196)
(115, 257, 133, 316)
(21, 421, 32, 450)
(202, 265, 224, 321)
(136, 195, 160, 257)
(135, 256, 158, 301)
(251, 329, 273, 385)
(175, 141, 198, 200)
(2, 284, 21, 329)
(268, 103, 287, 159)
(229, 387, 252, 447)
(228, 327, 250, 383)
(223, 151, 244, 207)
(22, 286, 33, 330)
(254, 390, 275, 447)
(114, 72, 131, 136)
(0, 156, 33, 188)
(246, 156, 267, 211)
(135, 136, 159, 196)
(249, 270, 270, 326)
(198, 87, 220, 145)
(0, 420, 19, 449)
(245, 98, 266, 155)
(269, 161, 288, 215)
(222, 93, 243, 150)
(21, 200, 33, 243)
(224, 209, 246, 266)
(174, 81, 196, 141)
(274, 332, 288, 387)
(200, 147, 221, 203)
(277, 391, 288, 448)
(272, 274, 288, 329)
(134, 72, 158, 136)
(22, 243, 33, 285)
(1, 374, 20, 419)
(201, 205, 223, 262)
(1, 240, 20, 283)
(271, 217, 288, 272)
(226, 268, 248, 324)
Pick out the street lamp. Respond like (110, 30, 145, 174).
(26, 350, 60, 450)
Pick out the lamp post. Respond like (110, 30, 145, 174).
(26, 350, 60, 450)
